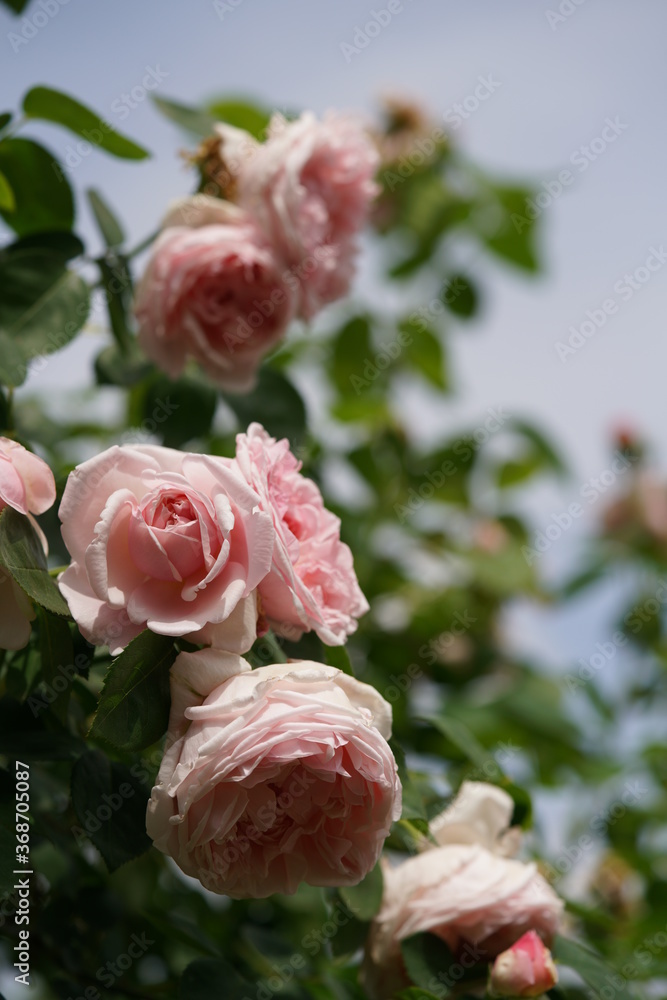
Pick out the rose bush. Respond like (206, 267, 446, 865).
(146, 651, 401, 898)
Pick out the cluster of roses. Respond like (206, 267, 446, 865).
(1, 433, 563, 996)
(0, 98, 567, 989)
(133, 111, 380, 391)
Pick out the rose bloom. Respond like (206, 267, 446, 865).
(134, 196, 295, 392)
(234, 422, 369, 645)
(58, 444, 274, 654)
(230, 111, 379, 319)
(146, 651, 401, 898)
(0, 437, 56, 650)
(363, 782, 564, 999)
(489, 930, 558, 998)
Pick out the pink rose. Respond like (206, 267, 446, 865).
(58, 444, 274, 654)
(489, 930, 559, 997)
(363, 782, 563, 999)
(134, 196, 295, 392)
(234, 422, 369, 645)
(146, 651, 401, 898)
(0, 438, 56, 651)
(233, 112, 379, 319)
(0, 437, 56, 518)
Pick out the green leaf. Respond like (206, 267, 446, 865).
(0, 249, 90, 386)
(98, 255, 133, 352)
(95, 341, 153, 388)
(152, 95, 216, 137)
(0, 112, 12, 132)
(5, 230, 84, 262)
(390, 738, 428, 821)
(323, 644, 355, 677)
(441, 273, 479, 319)
(1, 0, 29, 12)
(401, 933, 458, 992)
(329, 910, 371, 959)
(496, 453, 544, 488)
(130, 372, 218, 448)
(180, 959, 252, 1000)
(330, 315, 373, 395)
(425, 715, 490, 770)
(87, 188, 125, 248)
(331, 393, 391, 427)
(510, 418, 567, 475)
(0, 696, 83, 759)
(480, 185, 540, 272)
(0, 169, 15, 212)
(37, 607, 74, 724)
(397, 990, 443, 1000)
(338, 862, 383, 921)
(223, 367, 307, 445)
(206, 98, 271, 140)
(0, 508, 70, 616)
(89, 631, 177, 752)
(552, 935, 634, 1000)
(400, 318, 448, 390)
(0, 331, 25, 386)
(23, 86, 149, 160)
(70, 749, 151, 871)
(0, 138, 74, 236)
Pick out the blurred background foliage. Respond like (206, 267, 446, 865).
(0, 66, 665, 1000)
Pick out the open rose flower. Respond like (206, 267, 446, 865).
(231, 111, 379, 319)
(489, 930, 559, 997)
(0, 438, 56, 651)
(146, 652, 401, 898)
(362, 782, 564, 999)
(58, 444, 274, 654)
(234, 422, 369, 644)
(134, 196, 295, 392)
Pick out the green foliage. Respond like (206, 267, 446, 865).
(400, 933, 483, 994)
(553, 936, 634, 1000)
(129, 370, 218, 447)
(0, 86, 661, 1000)
(338, 864, 384, 921)
(70, 749, 152, 870)
(152, 95, 217, 136)
(222, 366, 307, 444)
(23, 86, 149, 160)
(86, 187, 125, 248)
(0, 508, 69, 614)
(180, 958, 253, 999)
(207, 97, 271, 139)
(0, 138, 73, 235)
(0, 235, 90, 386)
(89, 631, 177, 752)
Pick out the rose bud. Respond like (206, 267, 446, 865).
(489, 930, 558, 997)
